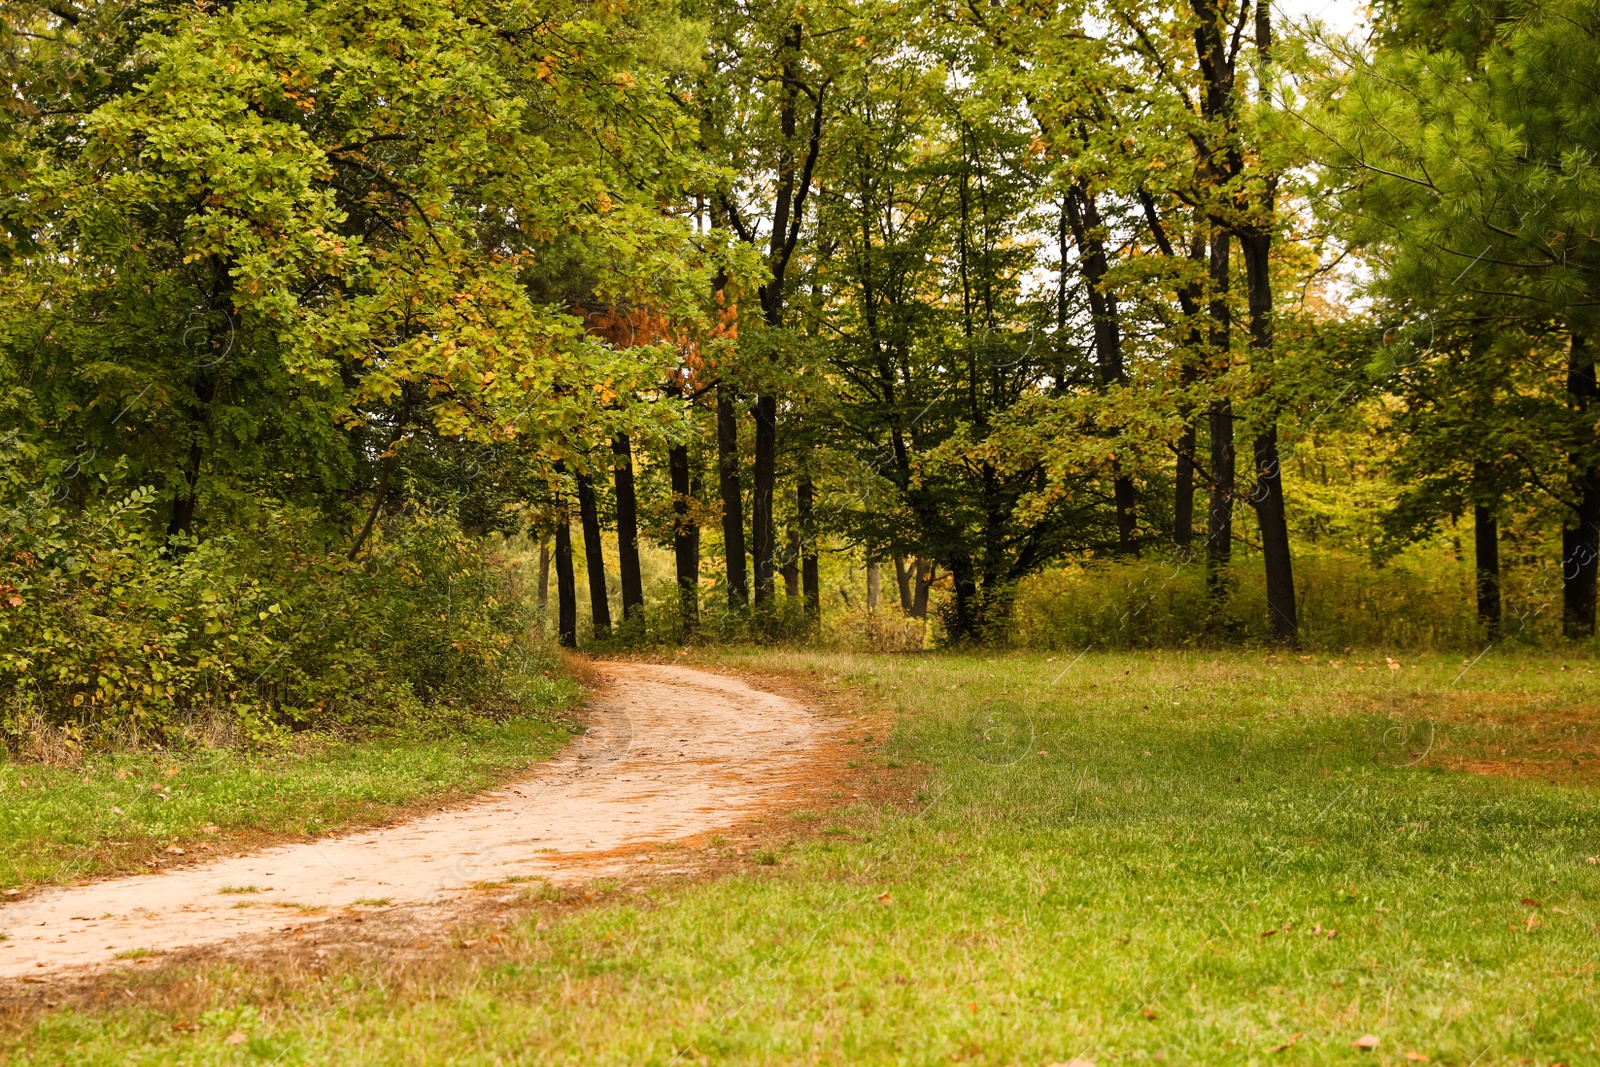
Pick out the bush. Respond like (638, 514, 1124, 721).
(1009, 543, 1570, 652)
(0, 488, 550, 753)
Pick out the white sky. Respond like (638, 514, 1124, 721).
(1275, 0, 1369, 39)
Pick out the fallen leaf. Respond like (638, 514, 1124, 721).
(1525, 915, 1543, 931)
(1351, 1034, 1379, 1050)
(164, 846, 185, 856)
(877, 891, 893, 905)
(164, 766, 178, 777)
(202, 825, 220, 834)
(1405, 1053, 1430, 1063)
(1260, 929, 1277, 938)
(1269, 1033, 1304, 1053)
(225, 1031, 247, 1045)
(1521, 897, 1540, 907)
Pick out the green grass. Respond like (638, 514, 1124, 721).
(7, 649, 1600, 1065)
(0, 712, 577, 892)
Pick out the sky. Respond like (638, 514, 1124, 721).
(1274, 0, 1370, 39)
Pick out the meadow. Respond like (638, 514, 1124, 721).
(5, 649, 1596, 1065)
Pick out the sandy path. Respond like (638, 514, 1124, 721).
(0, 663, 821, 979)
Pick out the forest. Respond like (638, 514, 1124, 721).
(4, 1, 1600, 1062)
(8, 0, 1598, 749)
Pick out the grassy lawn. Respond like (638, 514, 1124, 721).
(0, 674, 581, 892)
(7, 649, 1600, 1065)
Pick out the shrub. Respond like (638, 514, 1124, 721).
(1009, 542, 1570, 652)
(0, 488, 550, 753)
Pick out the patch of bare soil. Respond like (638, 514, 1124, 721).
(1362, 690, 1600, 784)
(0, 662, 879, 986)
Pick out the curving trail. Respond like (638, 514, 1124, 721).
(0, 663, 822, 979)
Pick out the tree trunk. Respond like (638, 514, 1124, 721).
(717, 387, 749, 612)
(893, 555, 913, 613)
(799, 476, 820, 624)
(1174, 229, 1207, 552)
(1175, 424, 1197, 550)
(1564, 332, 1599, 638)
(346, 398, 411, 561)
(866, 556, 881, 611)
(555, 513, 578, 650)
(690, 465, 704, 599)
(537, 535, 551, 620)
(751, 394, 778, 609)
(912, 559, 935, 619)
(670, 438, 699, 636)
(1239, 0, 1297, 642)
(1239, 224, 1297, 643)
(783, 525, 800, 598)
(575, 470, 612, 641)
(948, 555, 980, 642)
(168, 259, 232, 545)
(1064, 183, 1138, 556)
(612, 434, 644, 626)
(1474, 500, 1501, 636)
(1250, 425, 1298, 640)
(1205, 227, 1234, 598)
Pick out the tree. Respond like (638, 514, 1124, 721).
(1307, 0, 1600, 635)
(3, 0, 711, 554)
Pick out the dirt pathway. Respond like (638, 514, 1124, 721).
(0, 663, 825, 979)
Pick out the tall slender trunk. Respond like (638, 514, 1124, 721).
(1237, 0, 1297, 643)
(1054, 194, 1070, 393)
(553, 483, 577, 649)
(168, 259, 233, 544)
(1064, 183, 1138, 556)
(346, 396, 412, 561)
(167, 427, 208, 543)
(1250, 423, 1297, 639)
(798, 476, 820, 624)
(783, 524, 800, 598)
(612, 434, 644, 626)
(717, 387, 749, 611)
(1205, 227, 1234, 597)
(1474, 496, 1501, 636)
(1240, 225, 1297, 642)
(575, 470, 612, 641)
(751, 394, 778, 608)
(669, 436, 699, 636)
(1564, 331, 1599, 638)
(537, 535, 551, 620)
(1136, 193, 1206, 553)
(744, 21, 822, 618)
(690, 465, 704, 595)
(866, 555, 882, 611)
(1175, 230, 1207, 551)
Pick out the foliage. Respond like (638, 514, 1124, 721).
(0, 485, 544, 750)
